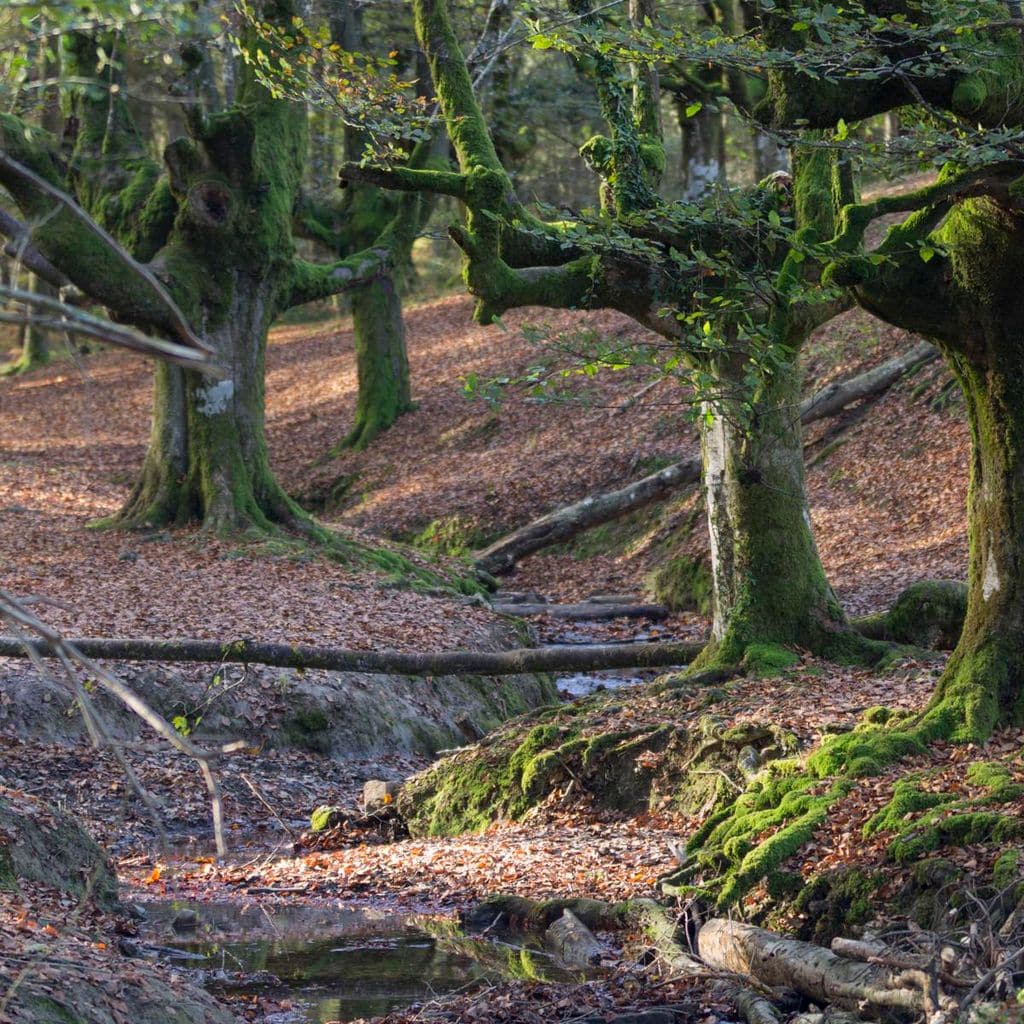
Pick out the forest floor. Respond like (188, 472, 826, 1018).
(0, 295, 1014, 1024)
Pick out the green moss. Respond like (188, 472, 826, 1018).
(993, 849, 1022, 891)
(279, 706, 331, 753)
(864, 778, 955, 838)
(855, 580, 967, 650)
(0, 842, 17, 893)
(649, 555, 712, 615)
(791, 868, 882, 944)
(890, 812, 1024, 864)
(310, 805, 343, 832)
(742, 643, 800, 675)
(412, 514, 489, 557)
(863, 760, 1024, 864)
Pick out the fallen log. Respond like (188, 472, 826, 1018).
(474, 341, 938, 574)
(699, 918, 953, 1018)
(0, 635, 704, 677)
(492, 601, 669, 621)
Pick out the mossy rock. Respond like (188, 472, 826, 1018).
(0, 794, 119, 909)
(790, 867, 883, 945)
(855, 579, 967, 649)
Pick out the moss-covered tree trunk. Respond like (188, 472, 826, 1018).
(1, 7, 399, 541)
(852, 196, 1024, 739)
(113, 273, 299, 533)
(58, 20, 329, 535)
(2, 273, 53, 375)
(928, 344, 1024, 738)
(326, 0, 417, 452)
(694, 357, 847, 666)
(343, 276, 413, 450)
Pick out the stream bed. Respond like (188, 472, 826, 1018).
(137, 617, 664, 1021)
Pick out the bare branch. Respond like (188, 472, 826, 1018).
(0, 151, 211, 357)
(0, 589, 236, 857)
(0, 285, 218, 372)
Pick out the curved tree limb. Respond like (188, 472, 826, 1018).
(0, 285, 217, 370)
(286, 245, 393, 309)
(0, 207, 70, 290)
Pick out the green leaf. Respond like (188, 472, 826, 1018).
(836, 118, 849, 141)
(685, 101, 703, 118)
(919, 246, 936, 262)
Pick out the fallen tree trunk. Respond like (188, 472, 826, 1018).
(474, 342, 938, 574)
(0, 635, 704, 677)
(492, 601, 669, 620)
(699, 918, 951, 1018)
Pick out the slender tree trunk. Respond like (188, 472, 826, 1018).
(340, 275, 414, 451)
(329, 0, 415, 452)
(678, 100, 726, 198)
(2, 273, 53, 375)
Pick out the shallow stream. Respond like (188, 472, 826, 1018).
(145, 900, 583, 1023)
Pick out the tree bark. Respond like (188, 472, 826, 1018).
(341, 275, 414, 451)
(325, 0, 417, 452)
(2, 273, 53, 375)
(474, 341, 936, 574)
(544, 909, 605, 967)
(699, 919, 945, 1017)
(927, 338, 1024, 738)
(0, 634, 704, 675)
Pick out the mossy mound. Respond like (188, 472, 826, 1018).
(855, 579, 967, 649)
(0, 792, 119, 909)
(396, 686, 798, 837)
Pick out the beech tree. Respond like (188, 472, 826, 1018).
(350, 0, 1024, 742)
(0, 0, 427, 536)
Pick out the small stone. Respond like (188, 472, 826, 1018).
(363, 780, 402, 812)
(172, 909, 200, 931)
